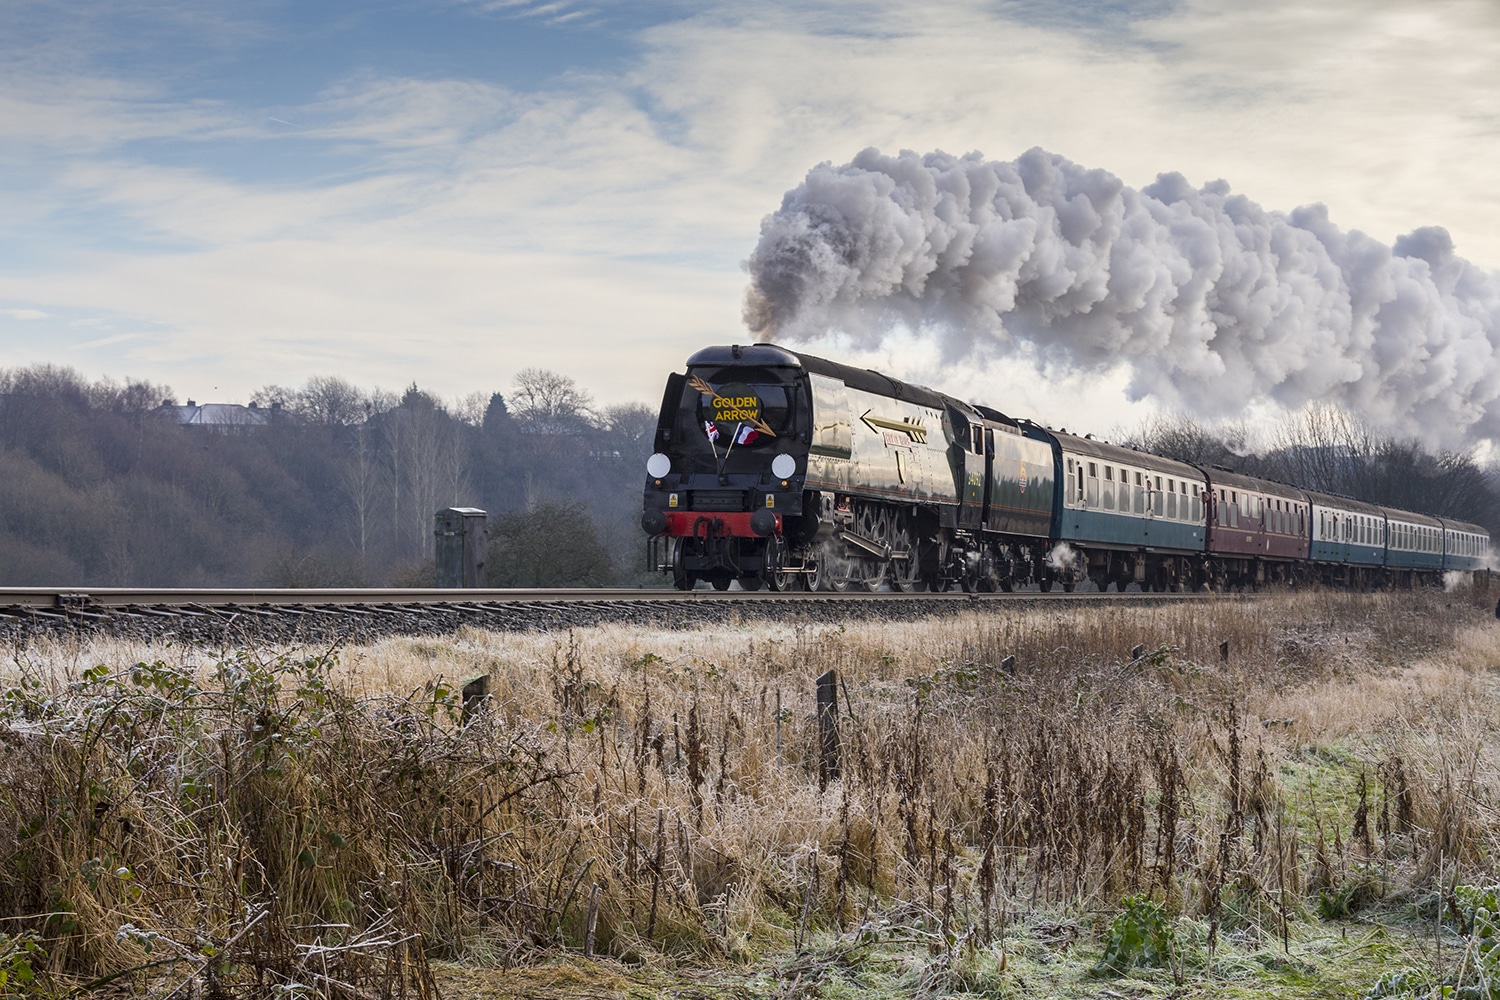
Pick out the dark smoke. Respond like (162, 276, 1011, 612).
(744, 147, 1500, 449)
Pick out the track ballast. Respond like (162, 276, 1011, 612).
(0, 586, 1221, 644)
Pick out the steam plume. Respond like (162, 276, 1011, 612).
(744, 147, 1500, 449)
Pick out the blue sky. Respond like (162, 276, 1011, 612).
(3, 0, 1498, 432)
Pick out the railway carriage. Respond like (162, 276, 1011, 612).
(1030, 429, 1206, 592)
(1442, 519, 1491, 574)
(1302, 491, 1386, 587)
(1442, 519, 1491, 573)
(1202, 471, 1310, 590)
(1380, 505, 1445, 584)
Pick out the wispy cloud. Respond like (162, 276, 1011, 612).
(2, 0, 1499, 423)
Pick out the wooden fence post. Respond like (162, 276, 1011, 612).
(816, 669, 840, 788)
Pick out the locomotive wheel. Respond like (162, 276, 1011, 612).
(925, 539, 953, 592)
(1038, 577, 1054, 593)
(804, 556, 825, 592)
(764, 536, 802, 592)
(887, 515, 927, 593)
(851, 505, 890, 590)
(808, 539, 845, 592)
(737, 576, 764, 591)
(1062, 581, 1076, 593)
(711, 576, 732, 591)
(670, 539, 694, 590)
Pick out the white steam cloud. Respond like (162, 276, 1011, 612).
(744, 148, 1500, 449)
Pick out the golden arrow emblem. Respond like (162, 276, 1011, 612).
(860, 410, 927, 443)
(691, 374, 776, 438)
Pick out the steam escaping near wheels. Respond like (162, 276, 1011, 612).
(744, 147, 1500, 450)
(1045, 541, 1079, 575)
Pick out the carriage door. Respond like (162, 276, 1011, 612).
(947, 406, 984, 531)
(981, 427, 996, 531)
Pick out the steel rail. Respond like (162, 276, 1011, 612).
(0, 586, 1221, 611)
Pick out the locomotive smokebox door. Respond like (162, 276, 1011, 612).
(435, 507, 488, 588)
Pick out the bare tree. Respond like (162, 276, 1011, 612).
(603, 403, 657, 454)
(298, 375, 367, 426)
(1263, 402, 1499, 527)
(341, 423, 379, 556)
(251, 384, 299, 411)
(1262, 403, 1374, 496)
(450, 390, 490, 427)
(510, 368, 595, 435)
(1115, 412, 1249, 468)
(378, 385, 471, 558)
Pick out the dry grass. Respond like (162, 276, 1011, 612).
(3, 585, 1500, 996)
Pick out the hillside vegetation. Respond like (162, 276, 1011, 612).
(3, 588, 1500, 997)
(0, 365, 653, 589)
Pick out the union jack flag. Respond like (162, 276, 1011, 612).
(703, 420, 719, 442)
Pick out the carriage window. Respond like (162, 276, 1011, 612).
(1105, 467, 1114, 481)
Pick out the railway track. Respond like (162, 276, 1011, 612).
(0, 586, 1225, 645)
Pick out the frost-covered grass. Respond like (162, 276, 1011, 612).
(3, 585, 1499, 997)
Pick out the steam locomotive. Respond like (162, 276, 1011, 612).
(640, 344, 1491, 592)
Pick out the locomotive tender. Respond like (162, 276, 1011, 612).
(640, 344, 1490, 592)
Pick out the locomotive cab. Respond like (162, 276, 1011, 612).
(641, 344, 814, 590)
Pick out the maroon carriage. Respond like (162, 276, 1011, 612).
(1202, 468, 1310, 590)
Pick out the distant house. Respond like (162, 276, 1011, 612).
(159, 399, 287, 430)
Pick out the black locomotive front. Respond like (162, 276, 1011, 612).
(641, 344, 813, 590)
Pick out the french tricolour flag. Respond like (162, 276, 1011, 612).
(734, 424, 758, 446)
